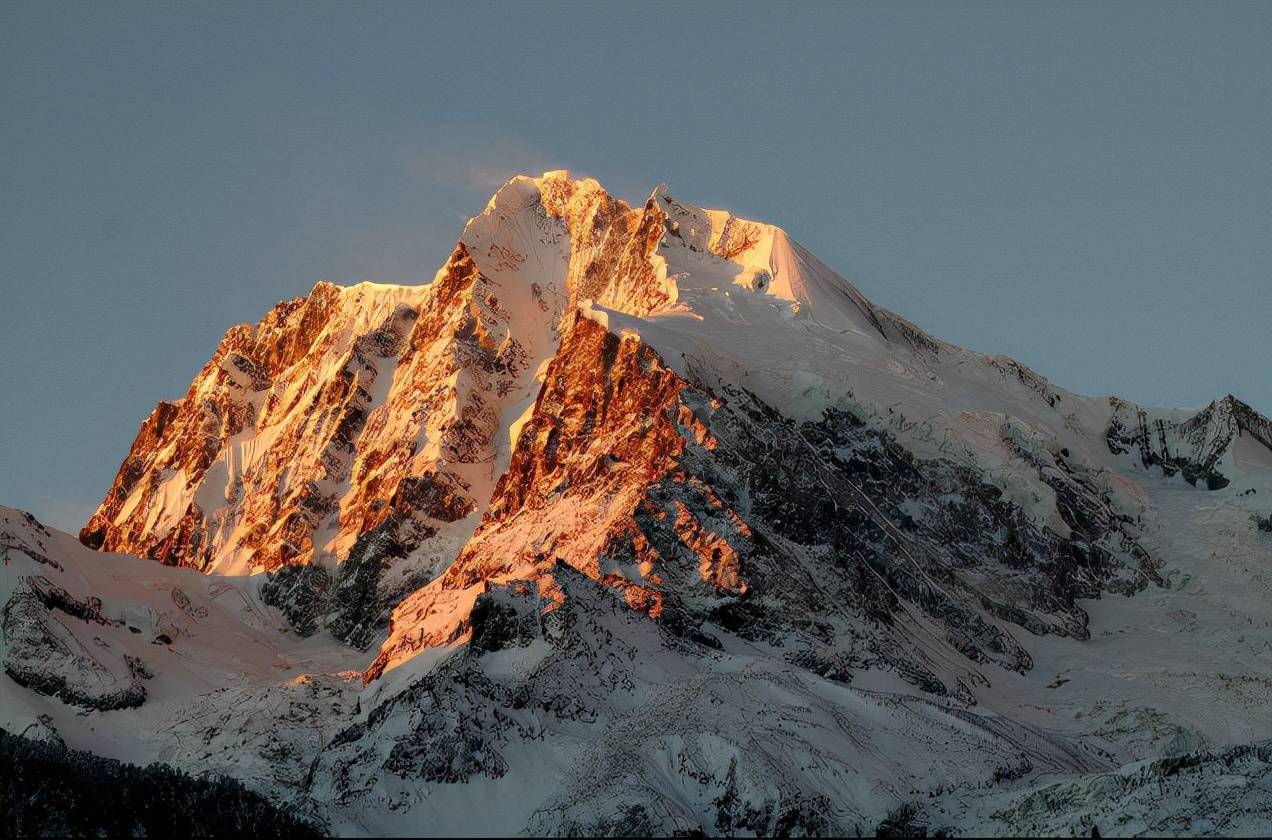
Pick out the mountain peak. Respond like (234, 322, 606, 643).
(78, 173, 1271, 667)
(11, 171, 1272, 837)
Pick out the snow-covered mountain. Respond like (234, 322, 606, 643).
(5, 171, 1272, 836)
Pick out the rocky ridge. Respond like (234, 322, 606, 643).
(3, 171, 1268, 835)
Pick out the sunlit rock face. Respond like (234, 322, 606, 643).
(83, 176, 683, 576)
(20, 170, 1272, 835)
(79, 280, 428, 572)
(366, 311, 1159, 693)
(83, 170, 1269, 670)
(80, 174, 679, 642)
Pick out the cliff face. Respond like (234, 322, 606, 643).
(81, 281, 429, 571)
(81, 170, 1272, 675)
(17, 170, 1272, 836)
(366, 313, 706, 677)
(1106, 394, 1272, 490)
(366, 310, 1158, 691)
(80, 176, 670, 576)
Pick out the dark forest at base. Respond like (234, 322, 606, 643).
(1, 729, 321, 838)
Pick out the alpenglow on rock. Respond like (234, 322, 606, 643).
(1, 171, 1267, 836)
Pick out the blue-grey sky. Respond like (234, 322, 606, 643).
(2, 2, 1269, 531)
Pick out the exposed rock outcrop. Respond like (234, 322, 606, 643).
(2, 578, 150, 710)
(368, 313, 1158, 696)
(8, 170, 1272, 837)
(1107, 395, 1272, 490)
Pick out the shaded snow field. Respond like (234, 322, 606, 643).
(4, 172, 1272, 836)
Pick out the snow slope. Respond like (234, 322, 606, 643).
(0, 506, 365, 767)
(6, 171, 1272, 836)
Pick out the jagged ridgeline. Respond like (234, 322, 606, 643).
(76, 171, 1272, 690)
(5, 171, 1263, 836)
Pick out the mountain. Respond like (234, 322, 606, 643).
(5, 171, 1272, 836)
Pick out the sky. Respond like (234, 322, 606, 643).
(2, 2, 1269, 532)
